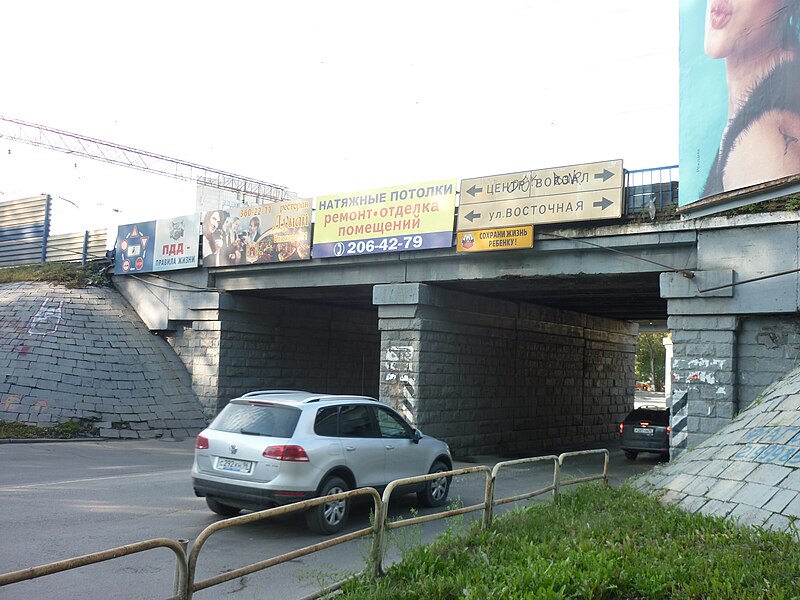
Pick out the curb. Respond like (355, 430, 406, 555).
(0, 436, 189, 444)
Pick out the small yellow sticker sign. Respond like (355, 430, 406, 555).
(456, 226, 533, 253)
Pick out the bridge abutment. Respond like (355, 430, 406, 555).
(374, 282, 637, 457)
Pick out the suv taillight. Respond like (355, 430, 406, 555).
(195, 435, 209, 449)
(618, 423, 624, 435)
(264, 445, 310, 462)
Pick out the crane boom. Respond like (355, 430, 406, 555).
(0, 115, 289, 201)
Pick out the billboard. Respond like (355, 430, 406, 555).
(312, 179, 457, 258)
(201, 199, 312, 267)
(115, 214, 200, 274)
(680, 0, 800, 206)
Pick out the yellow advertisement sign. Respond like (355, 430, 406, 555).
(312, 179, 457, 258)
(456, 226, 533, 253)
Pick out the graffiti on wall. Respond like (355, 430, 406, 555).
(384, 345, 416, 423)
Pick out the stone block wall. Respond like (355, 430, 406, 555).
(669, 315, 800, 455)
(167, 294, 380, 414)
(669, 315, 737, 452)
(0, 282, 207, 438)
(738, 317, 800, 410)
(376, 283, 637, 457)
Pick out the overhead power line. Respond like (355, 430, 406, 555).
(0, 115, 289, 202)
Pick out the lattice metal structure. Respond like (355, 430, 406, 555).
(0, 115, 289, 202)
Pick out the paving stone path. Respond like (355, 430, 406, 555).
(634, 366, 800, 536)
(0, 281, 208, 439)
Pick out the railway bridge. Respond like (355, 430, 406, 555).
(115, 203, 800, 458)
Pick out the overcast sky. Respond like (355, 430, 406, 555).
(0, 1, 678, 233)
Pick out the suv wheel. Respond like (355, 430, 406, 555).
(624, 450, 638, 460)
(305, 476, 350, 535)
(417, 460, 451, 507)
(206, 497, 242, 517)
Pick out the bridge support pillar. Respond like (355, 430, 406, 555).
(667, 315, 738, 456)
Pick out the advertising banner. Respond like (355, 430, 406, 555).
(680, 0, 800, 206)
(115, 213, 200, 274)
(312, 179, 457, 258)
(201, 199, 312, 267)
(456, 226, 533, 253)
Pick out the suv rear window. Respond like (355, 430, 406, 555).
(210, 402, 301, 438)
(625, 408, 669, 424)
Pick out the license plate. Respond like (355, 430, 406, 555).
(633, 427, 653, 435)
(217, 457, 252, 473)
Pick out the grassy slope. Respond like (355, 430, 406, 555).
(341, 484, 800, 600)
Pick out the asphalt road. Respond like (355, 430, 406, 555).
(0, 437, 664, 599)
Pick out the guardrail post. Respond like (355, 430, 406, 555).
(173, 539, 189, 599)
(553, 459, 562, 503)
(483, 472, 495, 529)
(370, 500, 385, 579)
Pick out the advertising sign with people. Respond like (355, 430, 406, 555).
(680, 0, 800, 206)
(201, 199, 312, 267)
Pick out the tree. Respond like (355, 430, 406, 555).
(635, 333, 666, 390)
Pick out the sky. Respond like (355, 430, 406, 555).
(0, 1, 678, 235)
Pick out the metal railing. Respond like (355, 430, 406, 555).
(624, 165, 679, 218)
(0, 538, 189, 600)
(0, 449, 609, 599)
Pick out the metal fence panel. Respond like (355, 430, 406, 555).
(625, 165, 679, 217)
(46, 229, 108, 263)
(0, 195, 107, 266)
(0, 195, 49, 267)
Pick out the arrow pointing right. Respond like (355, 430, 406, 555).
(465, 210, 481, 222)
(593, 197, 613, 210)
(594, 169, 615, 182)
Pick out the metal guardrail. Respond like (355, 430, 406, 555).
(0, 449, 609, 599)
(0, 537, 189, 599)
(187, 487, 383, 600)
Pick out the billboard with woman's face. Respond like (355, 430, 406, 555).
(680, 0, 800, 206)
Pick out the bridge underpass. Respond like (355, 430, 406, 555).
(115, 212, 800, 457)
(116, 222, 692, 457)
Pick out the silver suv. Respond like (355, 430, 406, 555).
(192, 390, 453, 534)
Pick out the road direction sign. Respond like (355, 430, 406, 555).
(458, 159, 623, 230)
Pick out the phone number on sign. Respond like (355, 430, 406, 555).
(333, 236, 424, 256)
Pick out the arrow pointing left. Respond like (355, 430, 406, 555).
(465, 210, 481, 222)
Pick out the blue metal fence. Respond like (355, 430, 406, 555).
(624, 165, 679, 218)
(0, 195, 107, 267)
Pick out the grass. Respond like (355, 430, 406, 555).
(340, 484, 800, 599)
(0, 420, 98, 439)
(0, 261, 112, 288)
